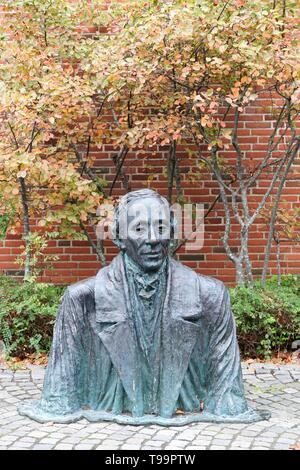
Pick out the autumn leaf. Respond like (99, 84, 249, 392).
(290, 444, 300, 450)
(17, 170, 27, 178)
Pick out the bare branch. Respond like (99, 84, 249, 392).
(79, 221, 106, 266)
(71, 143, 106, 195)
(8, 122, 19, 149)
(109, 144, 130, 196)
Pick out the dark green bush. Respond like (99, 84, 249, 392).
(230, 274, 300, 359)
(0, 276, 65, 358)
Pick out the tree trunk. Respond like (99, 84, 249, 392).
(235, 259, 245, 286)
(261, 138, 300, 284)
(18, 177, 31, 278)
(80, 222, 106, 266)
(167, 141, 176, 203)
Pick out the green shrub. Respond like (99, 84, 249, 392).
(0, 274, 299, 360)
(0, 276, 65, 358)
(230, 274, 300, 359)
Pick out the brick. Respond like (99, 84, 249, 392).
(0, 107, 299, 285)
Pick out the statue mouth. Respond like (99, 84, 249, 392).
(143, 252, 161, 257)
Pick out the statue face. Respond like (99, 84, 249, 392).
(119, 197, 171, 272)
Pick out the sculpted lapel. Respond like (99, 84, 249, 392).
(94, 254, 202, 417)
(94, 254, 143, 416)
(159, 259, 202, 416)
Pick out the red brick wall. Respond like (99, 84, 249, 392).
(0, 93, 299, 286)
(0, 0, 299, 286)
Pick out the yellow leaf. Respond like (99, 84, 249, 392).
(201, 116, 208, 127)
(17, 170, 27, 178)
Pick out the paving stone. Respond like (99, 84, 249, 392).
(164, 440, 188, 448)
(32, 444, 55, 450)
(212, 439, 232, 445)
(254, 437, 274, 443)
(86, 433, 110, 440)
(5, 397, 20, 404)
(178, 430, 199, 437)
(11, 441, 33, 448)
(276, 437, 298, 444)
(60, 437, 83, 444)
(276, 377, 294, 384)
(211, 433, 232, 440)
(200, 430, 218, 436)
(233, 439, 252, 447)
(96, 444, 118, 450)
(150, 431, 177, 440)
(120, 444, 141, 450)
(54, 444, 74, 450)
(125, 437, 146, 445)
(185, 445, 206, 450)
(290, 397, 300, 404)
(74, 443, 95, 450)
(39, 438, 61, 445)
(240, 430, 260, 437)
(0, 362, 300, 450)
(290, 373, 300, 380)
(143, 440, 167, 447)
(9, 445, 32, 450)
(28, 431, 48, 439)
(251, 446, 270, 450)
(283, 387, 298, 394)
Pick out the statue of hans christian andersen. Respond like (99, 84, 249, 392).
(19, 189, 269, 425)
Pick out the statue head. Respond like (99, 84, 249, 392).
(112, 189, 175, 272)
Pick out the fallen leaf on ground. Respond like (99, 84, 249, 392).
(289, 444, 300, 450)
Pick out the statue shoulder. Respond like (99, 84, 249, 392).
(170, 257, 199, 282)
(197, 273, 231, 321)
(171, 258, 227, 294)
(66, 276, 96, 303)
(172, 259, 228, 302)
(197, 272, 227, 296)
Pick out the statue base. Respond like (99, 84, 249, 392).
(18, 400, 271, 426)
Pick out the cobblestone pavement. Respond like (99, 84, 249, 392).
(0, 362, 299, 450)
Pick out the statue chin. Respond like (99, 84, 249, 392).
(125, 252, 167, 273)
(138, 258, 165, 272)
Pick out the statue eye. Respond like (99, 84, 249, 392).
(135, 223, 144, 232)
(158, 224, 167, 234)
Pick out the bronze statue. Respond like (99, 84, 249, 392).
(19, 189, 269, 425)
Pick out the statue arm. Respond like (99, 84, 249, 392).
(38, 286, 88, 416)
(204, 283, 249, 416)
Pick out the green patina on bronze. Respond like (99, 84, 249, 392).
(18, 190, 270, 425)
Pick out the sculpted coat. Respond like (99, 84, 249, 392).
(19, 254, 267, 425)
(19, 189, 269, 425)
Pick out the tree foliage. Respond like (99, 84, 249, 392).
(91, 0, 300, 285)
(0, 0, 299, 283)
(0, 0, 109, 275)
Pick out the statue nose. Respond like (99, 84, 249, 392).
(148, 226, 159, 244)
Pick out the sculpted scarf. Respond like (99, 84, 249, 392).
(124, 253, 168, 413)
